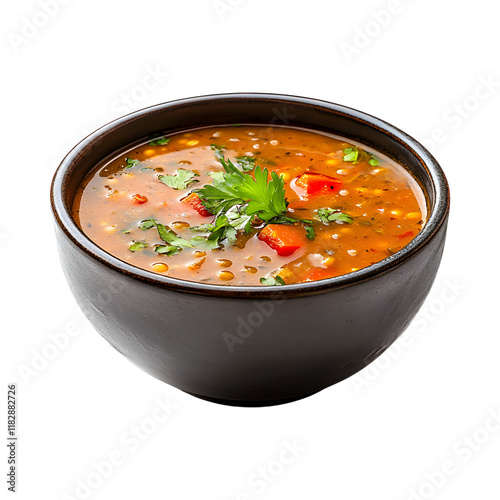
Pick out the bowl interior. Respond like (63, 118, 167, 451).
(52, 93, 448, 294)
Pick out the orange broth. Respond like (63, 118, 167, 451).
(72, 125, 426, 286)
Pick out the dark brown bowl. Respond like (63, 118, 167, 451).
(51, 93, 450, 406)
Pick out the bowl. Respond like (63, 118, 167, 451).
(51, 93, 450, 406)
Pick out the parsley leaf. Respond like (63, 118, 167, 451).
(128, 241, 148, 252)
(234, 156, 257, 171)
(343, 146, 379, 166)
(315, 208, 353, 224)
(158, 169, 199, 190)
(139, 217, 194, 256)
(194, 153, 302, 249)
(260, 276, 286, 286)
(208, 171, 226, 183)
(155, 245, 181, 256)
(148, 136, 170, 146)
(125, 158, 141, 169)
(343, 148, 359, 162)
(305, 225, 316, 240)
(210, 144, 226, 160)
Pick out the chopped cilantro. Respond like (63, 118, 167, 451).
(343, 146, 379, 166)
(315, 208, 353, 224)
(260, 276, 286, 286)
(234, 156, 257, 171)
(305, 225, 316, 240)
(125, 158, 141, 169)
(343, 148, 359, 162)
(139, 217, 194, 256)
(155, 245, 181, 256)
(210, 144, 226, 160)
(148, 136, 170, 146)
(158, 169, 199, 190)
(128, 241, 148, 252)
(208, 171, 225, 183)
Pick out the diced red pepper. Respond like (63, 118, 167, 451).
(258, 224, 308, 256)
(295, 172, 342, 195)
(396, 230, 414, 239)
(131, 194, 148, 204)
(181, 192, 212, 217)
(303, 268, 337, 282)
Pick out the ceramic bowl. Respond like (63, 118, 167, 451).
(51, 93, 450, 406)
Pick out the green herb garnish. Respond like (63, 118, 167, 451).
(140, 217, 194, 255)
(158, 169, 199, 190)
(343, 146, 379, 166)
(210, 144, 226, 160)
(343, 148, 359, 162)
(305, 225, 316, 240)
(260, 276, 286, 286)
(128, 241, 148, 252)
(148, 136, 170, 146)
(315, 208, 353, 224)
(234, 156, 257, 171)
(125, 158, 141, 169)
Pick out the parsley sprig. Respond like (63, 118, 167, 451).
(140, 217, 194, 255)
(158, 169, 199, 190)
(315, 208, 353, 224)
(195, 156, 288, 221)
(343, 147, 379, 166)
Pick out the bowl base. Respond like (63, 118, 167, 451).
(184, 390, 320, 407)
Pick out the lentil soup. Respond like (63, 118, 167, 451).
(72, 125, 426, 286)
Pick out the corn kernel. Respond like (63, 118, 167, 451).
(324, 256, 335, 267)
(406, 211, 421, 219)
(152, 263, 169, 273)
(188, 257, 205, 271)
(218, 271, 234, 281)
(171, 221, 190, 230)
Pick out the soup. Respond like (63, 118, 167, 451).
(72, 125, 426, 286)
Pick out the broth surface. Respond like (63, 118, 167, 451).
(73, 125, 426, 286)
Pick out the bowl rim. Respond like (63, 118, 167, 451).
(51, 92, 450, 298)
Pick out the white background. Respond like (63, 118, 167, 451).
(2, 0, 500, 498)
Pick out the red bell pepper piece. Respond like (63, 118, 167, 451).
(396, 230, 414, 239)
(181, 192, 212, 217)
(295, 172, 342, 195)
(131, 194, 148, 204)
(258, 224, 308, 257)
(303, 268, 337, 282)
